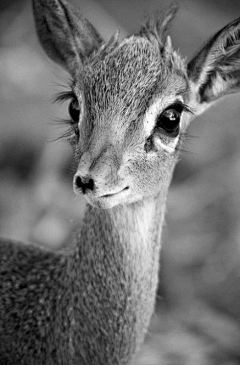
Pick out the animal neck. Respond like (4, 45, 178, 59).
(67, 187, 168, 364)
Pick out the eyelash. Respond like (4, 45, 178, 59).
(54, 90, 80, 141)
(164, 101, 194, 116)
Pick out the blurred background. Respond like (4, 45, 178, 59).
(1, 0, 240, 364)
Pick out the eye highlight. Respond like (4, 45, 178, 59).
(156, 103, 185, 137)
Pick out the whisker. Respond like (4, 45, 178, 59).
(177, 131, 199, 154)
(50, 118, 72, 127)
(51, 129, 73, 143)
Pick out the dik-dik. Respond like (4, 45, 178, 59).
(0, 0, 240, 364)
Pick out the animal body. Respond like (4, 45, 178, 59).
(0, 0, 240, 364)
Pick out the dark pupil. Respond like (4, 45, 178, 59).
(157, 108, 181, 135)
(69, 99, 80, 123)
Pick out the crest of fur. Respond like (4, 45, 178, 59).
(87, 4, 185, 75)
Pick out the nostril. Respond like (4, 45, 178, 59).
(86, 178, 94, 191)
(74, 175, 95, 194)
(75, 175, 83, 189)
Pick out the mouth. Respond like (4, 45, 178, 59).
(82, 186, 131, 209)
(100, 186, 130, 199)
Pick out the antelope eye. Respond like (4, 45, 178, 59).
(68, 98, 80, 123)
(156, 104, 183, 136)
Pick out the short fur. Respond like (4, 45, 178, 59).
(0, 0, 240, 364)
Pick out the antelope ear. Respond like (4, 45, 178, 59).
(32, 0, 103, 74)
(187, 17, 240, 113)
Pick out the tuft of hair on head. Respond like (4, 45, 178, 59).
(139, 3, 179, 50)
(88, 30, 120, 66)
(138, 3, 185, 73)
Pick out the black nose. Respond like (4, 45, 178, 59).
(74, 175, 95, 194)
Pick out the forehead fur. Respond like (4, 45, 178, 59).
(79, 9, 187, 123)
(84, 38, 163, 114)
